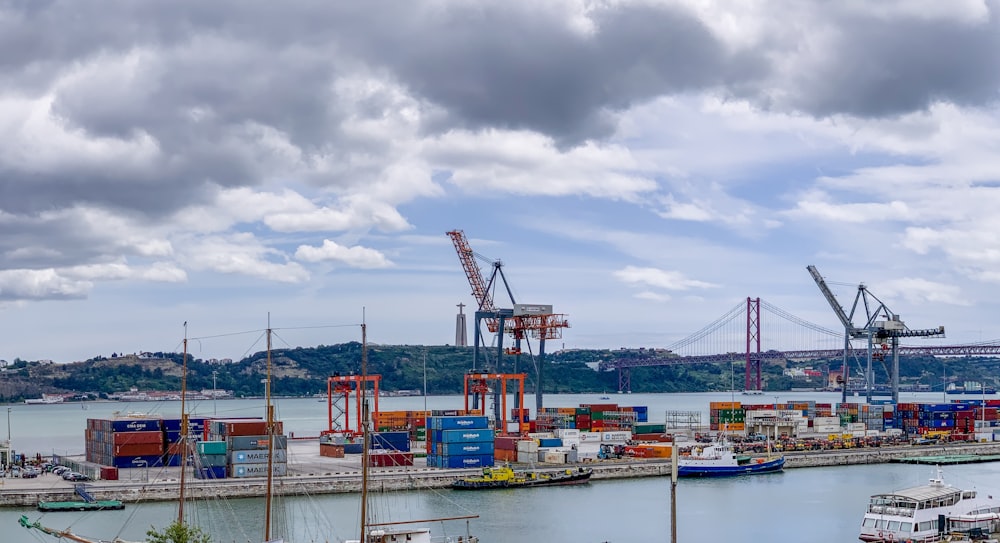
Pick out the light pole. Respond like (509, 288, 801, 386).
(422, 352, 428, 412)
(212, 370, 219, 416)
(6, 407, 10, 442)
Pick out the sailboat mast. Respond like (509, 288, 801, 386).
(178, 321, 189, 525)
(264, 318, 274, 542)
(359, 321, 369, 543)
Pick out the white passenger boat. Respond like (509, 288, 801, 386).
(858, 468, 1000, 542)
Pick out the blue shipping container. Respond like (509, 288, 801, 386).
(163, 418, 207, 433)
(111, 455, 163, 468)
(194, 466, 227, 479)
(430, 416, 490, 431)
(436, 428, 494, 443)
(112, 419, 163, 432)
(370, 431, 411, 452)
(538, 438, 562, 447)
(436, 454, 494, 469)
(437, 441, 495, 456)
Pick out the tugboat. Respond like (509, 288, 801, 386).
(452, 464, 593, 490)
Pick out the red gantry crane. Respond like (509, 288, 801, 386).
(446, 230, 569, 418)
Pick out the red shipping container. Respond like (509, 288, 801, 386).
(368, 451, 414, 467)
(100, 466, 119, 480)
(114, 443, 164, 456)
(113, 431, 163, 446)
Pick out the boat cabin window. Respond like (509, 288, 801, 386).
(862, 518, 877, 528)
(963, 491, 976, 499)
(900, 522, 912, 533)
(918, 520, 936, 532)
(887, 521, 900, 531)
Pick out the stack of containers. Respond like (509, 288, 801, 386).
(426, 415, 494, 468)
(162, 417, 207, 467)
(195, 441, 227, 479)
(86, 417, 164, 468)
(369, 430, 413, 467)
(709, 402, 744, 432)
(494, 435, 522, 463)
(205, 418, 287, 478)
(859, 404, 885, 432)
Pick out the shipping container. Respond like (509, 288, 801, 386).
(429, 416, 490, 431)
(228, 435, 288, 451)
(436, 441, 495, 456)
(432, 454, 494, 469)
(230, 449, 288, 464)
(195, 466, 228, 479)
(229, 462, 288, 478)
(197, 441, 227, 455)
(368, 451, 414, 467)
(434, 428, 494, 443)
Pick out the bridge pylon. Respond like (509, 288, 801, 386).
(745, 297, 763, 392)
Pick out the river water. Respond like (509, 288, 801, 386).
(3, 391, 998, 543)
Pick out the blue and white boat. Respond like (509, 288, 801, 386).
(677, 437, 784, 477)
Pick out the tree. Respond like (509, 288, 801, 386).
(146, 521, 212, 543)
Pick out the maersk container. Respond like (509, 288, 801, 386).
(370, 431, 410, 452)
(111, 419, 163, 433)
(230, 448, 288, 464)
(437, 428, 493, 443)
(228, 435, 287, 451)
(230, 462, 288, 478)
(437, 441, 495, 456)
(437, 454, 494, 469)
(429, 416, 490, 431)
(537, 438, 562, 448)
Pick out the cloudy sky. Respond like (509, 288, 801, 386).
(2, 0, 1000, 363)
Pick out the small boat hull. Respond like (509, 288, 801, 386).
(452, 468, 593, 490)
(677, 456, 785, 478)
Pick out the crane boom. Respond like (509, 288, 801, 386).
(806, 265, 861, 335)
(447, 230, 500, 332)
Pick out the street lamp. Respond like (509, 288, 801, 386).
(212, 370, 219, 416)
(6, 407, 10, 442)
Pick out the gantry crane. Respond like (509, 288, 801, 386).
(446, 230, 569, 417)
(807, 265, 945, 403)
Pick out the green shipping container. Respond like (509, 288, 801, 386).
(197, 441, 227, 455)
(632, 423, 667, 434)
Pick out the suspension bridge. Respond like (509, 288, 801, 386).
(597, 297, 1000, 394)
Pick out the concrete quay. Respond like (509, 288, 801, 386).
(4, 440, 1000, 507)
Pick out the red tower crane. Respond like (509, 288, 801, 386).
(446, 230, 569, 415)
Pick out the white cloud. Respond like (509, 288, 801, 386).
(295, 240, 392, 268)
(614, 266, 717, 291)
(177, 233, 309, 283)
(0, 269, 91, 300)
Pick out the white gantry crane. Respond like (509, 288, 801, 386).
(807, 265, 945, 404)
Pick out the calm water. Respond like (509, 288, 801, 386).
(3, 392, 998, 543)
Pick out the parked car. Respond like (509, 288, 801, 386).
(62, 472, 89, 481)
(52, 466, 70, 475)
(20, 467, 39, 478)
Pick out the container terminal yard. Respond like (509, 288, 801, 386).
(4, 396, 1000, 507)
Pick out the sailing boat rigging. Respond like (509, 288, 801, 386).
(348, 321, 480, 543)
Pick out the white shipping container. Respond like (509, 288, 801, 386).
(846, 423, 866, 432)
(885, 429, 903, 436)
(852, 431, 866, 438)
(527, 432, 554, 440)
(579, 432, 601, 442)
(517, 451, 536, 463)
(554, 428, 581, 439)
(543, 451, 567, 464)
(560, 437, 581, 447)
(517, 440, 539, 453)
(814, 417, 840, 427)
(601, 431, 631, 443)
